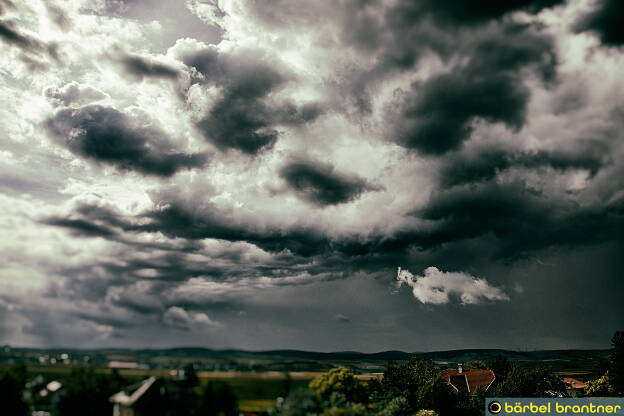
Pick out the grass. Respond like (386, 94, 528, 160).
(238, 399, 278, 412)
(201, 377, 309, 400)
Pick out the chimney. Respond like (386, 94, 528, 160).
(458, 363, 463, 373)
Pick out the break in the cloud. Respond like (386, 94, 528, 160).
(396, 267, 509, 305)
(0, 0, 623, 350)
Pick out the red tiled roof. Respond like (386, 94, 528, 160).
(438, 369, 496, 395)
(563, 377, 586, 390)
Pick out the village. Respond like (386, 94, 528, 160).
(2, 334, 621, 416)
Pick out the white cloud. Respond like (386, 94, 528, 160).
(396, 266, 509, 305)
(162, 306, 221, 328)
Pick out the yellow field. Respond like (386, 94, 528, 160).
(22, 364, 382, 382)
(238, 399, 278, 412)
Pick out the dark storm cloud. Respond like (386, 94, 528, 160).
(42, 174, 624, 272)
(41, 199, 335, 261)
(120, 54, 179, 79)
(392, 73, 528, 155)
(0, 17, 59, 67)
(142, 204, 330, 257)
(574, 0, 624, 46)
(418, 181, 624, 259)
(363, 0, 561, 72)
(391, 24, 556, 155)
(44, 105, 208, 176)
(0, 20, 30, 48)
(439, 140, 610, 188)
(402, 0, 565, 26)
(182, 48, 321, 154)
(44, 188, 623, 277)
(43, 218, 116, 238)
(280, 159, 379, 206)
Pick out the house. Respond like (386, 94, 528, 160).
(109, 377, 168, 416)
(31, 379, 63, 415)
(437, 364, 496, 395)
(563, 377, 587, 396)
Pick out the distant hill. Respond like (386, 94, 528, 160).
(3, 345, 609, 365)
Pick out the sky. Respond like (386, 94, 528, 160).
(0, 0, 623, 352)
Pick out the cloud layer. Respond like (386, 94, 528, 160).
(0, 0, 622, 350)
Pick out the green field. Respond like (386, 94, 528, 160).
(1, 346, 610, 403)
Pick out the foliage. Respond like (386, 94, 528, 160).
(492, 366, 566, 397)
(0, 364, 29, 416)
(375, 396, 412, 416)
(490, 355, 511, 380)
(281, 387, 323, 416)
(464, 361, 488, 371)
(590, 358, 611, 379)
(309, 367, 367, 404)
(181, 363, 199, 390)
(585, 371, 616, 396)
(610, 331, 624, 394)
(322, 402, 368, 416)
(287, 357, 568, 416)
(381, 358, 436, 407)
(366, 377, 384, 403)
(198, 380, 238, 416)
(417, 377, 458, 415)
(55, 368, 126, 416)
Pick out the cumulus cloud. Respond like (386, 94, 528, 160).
(44, 82, 109, 106)
(396, 267, 509, 305)
(162, 306, 220, 329)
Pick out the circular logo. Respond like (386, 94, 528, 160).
(488, 401, 502, 414)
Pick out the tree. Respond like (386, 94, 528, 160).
(309, 368, 367, 404)
(197, 380, 237, 416)
(281, 388, 322, 416)
(321, 402, 368, 416)
(464, 361, 488, 371)
(491, 355, 511, 381)
(0, 364, 28, 416)
(492, 366, 566, 397)
(590, 358, 610, 379)
(609, 331, 624, 394)
(181, 364, 199, 390)
(381, 358, 436, 407)
(56, 368, 126, 416)
(376, 396, 412, 416)
(585, 371, 616, 396)
(417, 377, 458, 416)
